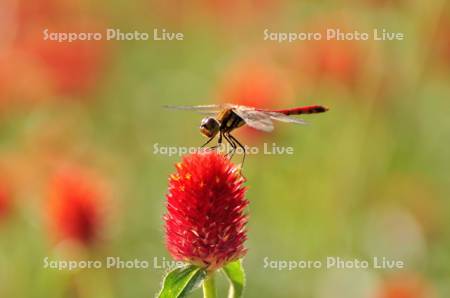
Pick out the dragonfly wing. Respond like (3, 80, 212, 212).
(232, 107, 274, 132)
(163, 104, 225, 114)
(268, 112, 308, 125)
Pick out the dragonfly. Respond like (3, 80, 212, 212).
(164, 103, 329, 167)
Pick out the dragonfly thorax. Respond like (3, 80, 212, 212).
(200, 117, 220, 138)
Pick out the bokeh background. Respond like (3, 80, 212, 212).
(0, 0, 449, 297)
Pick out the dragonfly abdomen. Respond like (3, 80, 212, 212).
(270, 105, 329, 115)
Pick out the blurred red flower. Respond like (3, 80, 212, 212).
(295, 39, 363, 89)
(290, 17, 367, 91)
(377, 273, 435, 298)
(15, 0, 70, 28)
(218, 59, 292, 108)
(0, 0, 109, 102)
(432, 13, 450, 68)
(0, 180, 12, 221)
(217, 58, 294, 140)
(23, 32, 107, 96)
(48, 167, 107, 246)
(0, 50, 50, 107)
(165, 152, 248, 271)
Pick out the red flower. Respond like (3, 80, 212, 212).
(377, 273, 435, 298)
(290, 17, 367, 91)
(0, 49, 51, 107)
(430, 13, 450, 69)
(48, 168, 106, 246)
(21, 23, 109, 96)
(164, 152, 248, 271)
(295, 38, 363, 88)
(216, 58, 293, 141)
(0, 0, 110, 101)
(218, 59, 292, 109)
(0, 181, 11, 220)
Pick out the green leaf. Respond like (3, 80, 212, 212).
(157, 265, 207, 298)
(223, 260, 246, 298)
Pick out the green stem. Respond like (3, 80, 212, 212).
(202, 272, 217, 298)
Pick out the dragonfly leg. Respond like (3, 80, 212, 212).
(218, 131, 222, 144)
(228, 134, 246, 170)
(200, 136, 215, 148)
(207, 131, 223, 151)
(224, 133, 236, 159)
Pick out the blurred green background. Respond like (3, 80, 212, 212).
(0, 0, 449, 297)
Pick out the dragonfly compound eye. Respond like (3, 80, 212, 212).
(200, 117, 219, 138)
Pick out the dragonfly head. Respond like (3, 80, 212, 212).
(200, 117, 220, 138)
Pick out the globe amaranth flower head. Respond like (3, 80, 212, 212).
(0, 179, 12, 221)
(164, 151, 249, 271)
(48, 167, 107, 247)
